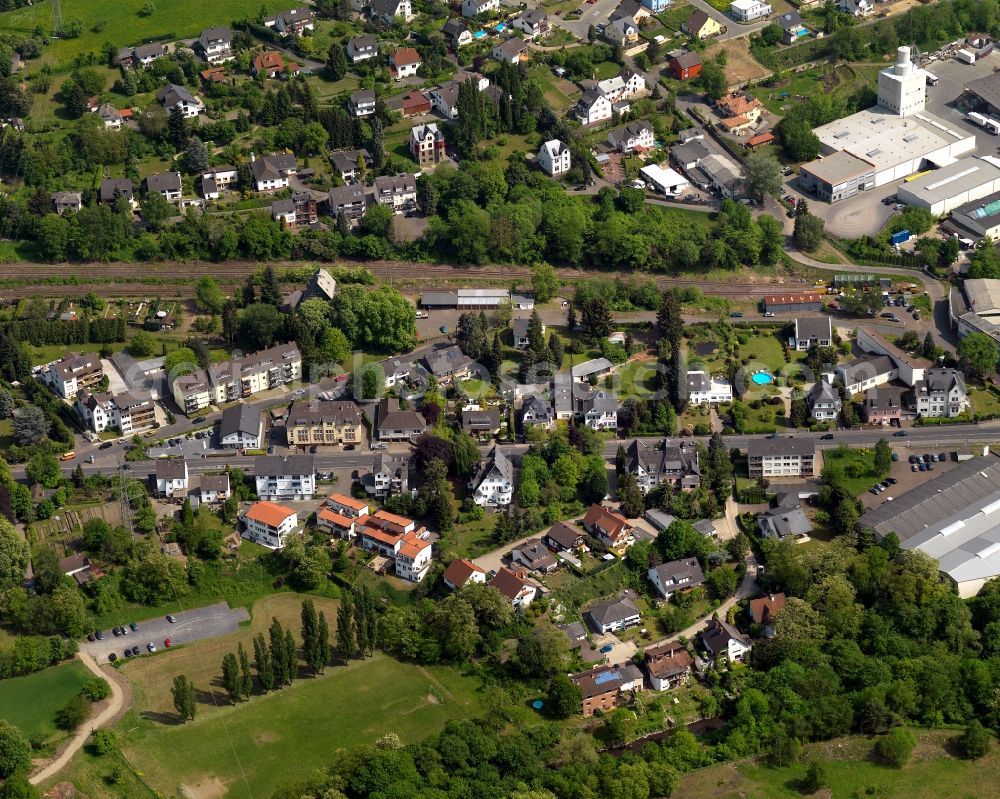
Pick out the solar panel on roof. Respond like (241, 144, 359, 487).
(593, 670, 619, 685)
(971, 198, 1000, 219)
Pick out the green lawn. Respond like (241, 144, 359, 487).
(0, 0, 287, 66)
(0, 659, 91, 737)
(821, 445, 889, 495)
(438, 515, 496, 560)
(677, 730, 1000, 799)
(971, 387, 1000, 418)
(554, 561, 630, 610)
(617, 358, 662, 400)
(527, 64, 578, 113)
(120, 653, 484, 799)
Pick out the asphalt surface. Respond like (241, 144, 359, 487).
(81, 602, 250, 663)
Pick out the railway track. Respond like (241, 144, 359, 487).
(0, 259, 796, 297)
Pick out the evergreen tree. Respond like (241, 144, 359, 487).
(487, 332, 503, 380)
(337, 592, 356, 660)
(260, 266, 281, 307)
(707, 432, 733, 504)
(337, 210, 350, 237)
(580, 297, 612, 343)
(284, 628, 297, 684)
(241, 276, 256, 306)
(301, 598, 318, 673)
(353, 586, 368, 657)
(222, 298, 238, 345)
(548, 334, 564, 367)
(326, 42, 348, 81)
(615, 444, 628, 475)
(237, 642, 253, 698)
(370, 116, 385, 169)
(566, 304, 577, 330)
(253, 633, 274, 692)
(656, 290, 684, 344)
(316, 611, 330, 673)
(923, 331, 936, 359)
(167, 106, 187, 149)
(221, 652, 240, 704)
(269, 617, 288, 686)
(618, 473, 645, 518)
(171, 675, 196, 721)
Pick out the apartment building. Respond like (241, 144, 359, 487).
(359, 511, 432, 582)
(171, 343, 301, 414)
(254, 455, 316, 500)
(241, 502, 300, 549)
(912, 368, 969, 418)
(410, 123, 445, 167)
(42, 353, 104, 399)
(285, 400, 363, 447)
(625, 438, 700, 493)
(75, 389, 156, 433)
(747, 437, 815, 479)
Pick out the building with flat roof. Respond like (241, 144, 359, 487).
(964, 72, 1000, 115)
(896, 156, 1000, 215)
(798, 151, 875, 203)
(951, 191, 1000, 240)
(957, 278, 1000, 346)
(859, 454, 1000, 597)
(747, 437, 815, 479)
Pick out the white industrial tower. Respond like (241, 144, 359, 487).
(877, 45, 927, 117)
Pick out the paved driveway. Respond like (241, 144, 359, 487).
(591, 631, 638, 666)
(473, 532, 545, 574)
(81, 602, 250, 662)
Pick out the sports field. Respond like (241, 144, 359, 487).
(0, 0, 287, 65)
(0, 659, 91, 737)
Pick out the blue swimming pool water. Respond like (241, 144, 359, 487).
(751, 372, 774, 385)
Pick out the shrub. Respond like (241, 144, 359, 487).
(88, 730, 117, 756)
(81, 677, 111, 701)
(955, 720, 991, 759)
(56, 694, 92, 731)
(873, 727, 916, 768)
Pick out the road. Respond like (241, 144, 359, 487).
(81, 603, 250, 662)
(28, 653, 129, 786)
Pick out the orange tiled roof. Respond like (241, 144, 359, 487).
(361, 525, 404, 546)
(392, 47, 421, 66)
(317, 508, 353, 528)
(244, 501, 295, 527)
(328, 492, 369, 512)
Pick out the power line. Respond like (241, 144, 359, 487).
(50, 0, 63, 39)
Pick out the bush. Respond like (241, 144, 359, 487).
(81, 677, 111, 701)
(56, 694, 92, 731)
(88, 730, 117, 756)
(955, 720, 991, 759)
(800, 758, 830, 792)
(873, 727, 916, 768)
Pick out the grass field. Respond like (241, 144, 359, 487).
(121, 648, 483, 799)
(677, 730, 999, 799)
(0, 0, 287, 66)
(527, 64, 579, 113)
(821, 445, 886, 495)
(0, 659, 91, 737)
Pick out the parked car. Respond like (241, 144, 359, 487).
(893, 431, 908, 437)
(887, 477, 897, 485)
(729, 312, 744, 318)
(909, 455, 918, 463)
(99, 441, 113, 450)
(164, 639, 172, 648)
(192, 416, 206, 424)
(166, 614, 177, 623)
(129, 622, 137, 631)
(112, 627, 121, 637)
(763, 311, 775, 317)
(147, 642, 157, 653)
(87, 633, 95, 642)
(911, 464, 918, 472)
(820, 433, 834, 440)
(108, 653, 117, 662)
(95, 630, 104, 640)
(919, 463, 927, 471)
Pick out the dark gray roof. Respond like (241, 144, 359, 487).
(758, 504, 812, 538)
(776, 10, 802, 29)
(200, 26, 232, 43)
(157, 83, 198, 106)
(585, 594, 641, 630)
(670, 51, 701, 69)
(331, 149, 372, 175)
(701, 618, 751, 654)
(423, 345, 473, 377)
(351, 89, 376, 104)
(627, 438, 699, 479)
(155, 459, 187, 480)
(794, 316, 832, 342)
(807, 380, 840, 406)
(838, 355, 895, 386)
(520, 394, 553, 422)
(517, 6, 547, 24)
(349, 34, 378, 50)
(441, 17, 469, 36)
(288, 399, 361, 426)
(472, 446, 514, 488)
(145, 172, 182, 193)
(462, 407, 501, 433)
(650, 557, 704, 588)
(376, 397, 426, 433)
(913, 368, 966, 397)
(100, 178, 133, 203)
(328, 185, 368, 206)
(747, 437, 815, 458)
(546, 521, 583, 548)
(254, 454, 315, 476)
(671, 138, 712, 166)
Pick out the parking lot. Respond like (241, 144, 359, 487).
(81, 602, 250, 662)
(859, 447, 959, 510)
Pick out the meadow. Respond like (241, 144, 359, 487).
(0, 659, 91, 737)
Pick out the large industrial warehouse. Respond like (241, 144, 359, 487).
(895, 156, 1000, 215)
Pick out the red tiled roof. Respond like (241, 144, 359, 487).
(244, 501, 296, 527)
(749, 592, 787, 625)
(317, 508, 353, 528)
(328, 492, 368, 512)
(443, 558, 485, 588)
(489, 567, 530, 600)
(746, 131, 775, 147)
(398, 531, 430, 559)
(392, 47, 421, 67)
(583, 504, 629, 537)
(253, 52, 284, 72)
(361, 525, 404, 546)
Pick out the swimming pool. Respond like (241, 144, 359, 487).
(751, 372, 774, 385)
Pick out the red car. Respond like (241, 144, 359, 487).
(164, 638, 172, 648)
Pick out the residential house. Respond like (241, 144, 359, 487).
(349, 89, 376, 118)
(757, 493, 813, 540)
(253, 454, 315, 500)
(468, 446, 514, 506)
(701, 618, 753, 662)
(42, 354, 103, 398)
(837, 355, 897, 396)
(441, 18, 473, 47)
(97, 103, 122, 130)
(863, 385, 905, 425)
(190, 474, 230, 508)
(368, 0, 414, 23)
(75, 389, 155, 434)
(776, 11, 807, 43)
(645, 642, 694, 691)
(171, 343, 301, 413)
(198, 27, 234, 63)
(512, 317, 545, 348)
(640, 0, 672, 11)
(584, 592, 642, 634)
(838, 0, 873, 16)
(489, 567, 537, 608)
(575, 389, 619, 430)
(200, 66, 229, 84)
(390, 48, 422, 80)
(745, 131, 776, 149)
(747, 437, 815, 479)
(512, 538, 558, 573)
(553, 374, 574, 420)
(51, 192, 82, 214)
(762, 291, 824, 314)
(749, 592, 786, 636)
(201, 165, 239, 197)
(428, 72, 490, 118)
(117, 43, 169, 68)
(519, 394, 555, 428)
(373, 174, 417, 210)
(374, 397, 426, 441)
(583, 504, 632, 550)
(610, 0, 651, 24)
(671, 137, 712, 172)
(575, 87, 613, 126)
(606, 17, 639, 47)
(730, 0, 771, 22)
(608, 119, 655, 153)
(461, 407, 501, 438)
(379, 357, 419, 390)
(330, 148, 372, 182)
(347, 34, 378, 63)
(359, 512, 432, 582)
(807, 378, 842, 421)
(410, 122, 445, 166)
(241, 502, 299, 549)
(443, 558, 487, 590)
(644, 509, 676, 532)
(396, 89, 432, 116)
(648, 558, 705, 599)
(219, 402, 263, 449)
(493, 38, 527, 64)
(286, 400, 363, 447)
(597, 68, 646, 101)
(668, 51, 702, 80)
(683, 9, 724, 38)
(317, 493, 370, 539)
(462, 0, 500, 17)
(513, 7, 549, 38)
(155, 459, 189, 498)
(626, 439, 700, 493)
(156, 84, 203, 118)
(250, 152, 296, 192)
(396, 527, 433, 577)
(59, 553, 97, 587)
(686, 371, 733, 404)
(99, 178, 134, 206)
(912, 368, 969, 417)
(789, 316, 833, 351)
(328, 185, 368, 220)
(423, 344, 473, 383)
(271, 193, 316, 229)
(571, 663, 644, 716)
(363, 452, 412, 498)
(854, 326, 930, 387)
(537, 139, 570, 176)
(265, 7, 315, 36)
(144, 172, 182, 202)
(572, 357, 614, 383)
(545, 521, 585, 552)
